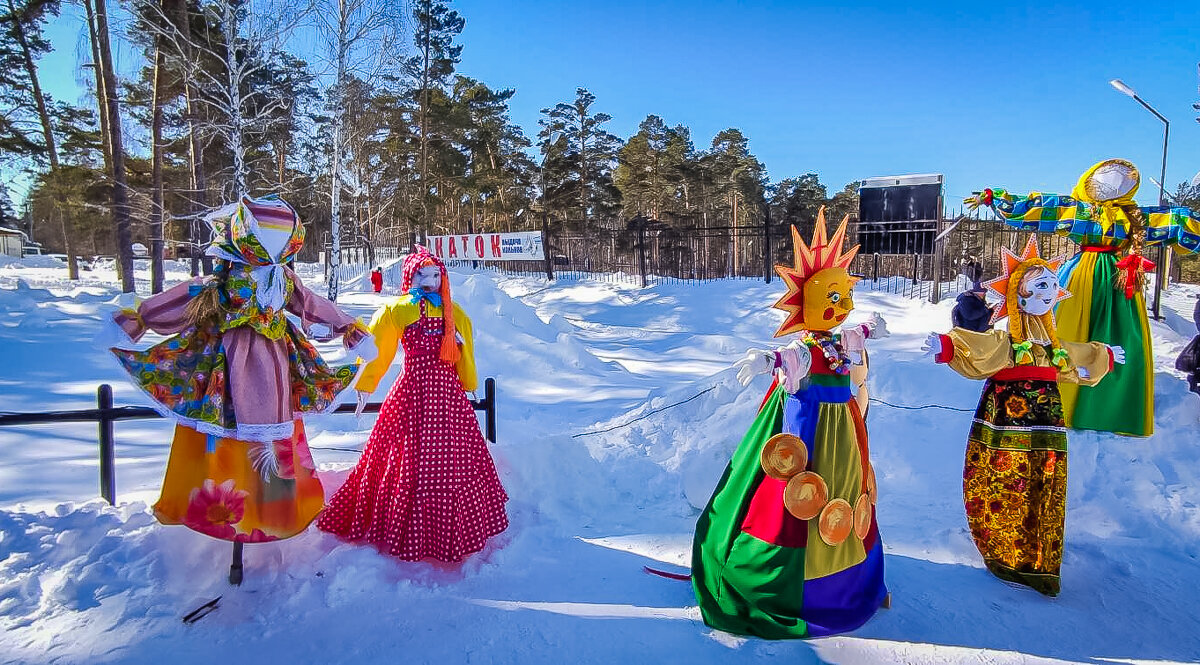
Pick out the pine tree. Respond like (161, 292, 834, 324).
(406, 0, 463, 235)
(707, 128, 765, 276)
(539, 88, 622, 233)
(614, 114, 692, 220)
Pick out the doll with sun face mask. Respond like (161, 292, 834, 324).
(317, 247, 508, 562)
(924, 236, 1125, 596)
(691, 208, 888, 640)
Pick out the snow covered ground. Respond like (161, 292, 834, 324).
(1, 256, 1199, 665)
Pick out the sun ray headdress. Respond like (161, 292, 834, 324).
(772, 207, 860, 338)
(985, 235, 1073, 368)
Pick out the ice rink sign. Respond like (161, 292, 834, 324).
(428, 231, 545, 262)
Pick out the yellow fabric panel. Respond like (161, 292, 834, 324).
(1136, 290, 1154, 434)
(353, 299, 414, 394)
(804, 403, 867, 580)
(153, 424, 323, 540)
(453, 305, 478, 392)
(353, 298, 477, 393)
(945, 328, 1015, 380)
(1055, 253, 1094, 422)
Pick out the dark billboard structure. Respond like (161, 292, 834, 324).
(857, 174, 943, 255)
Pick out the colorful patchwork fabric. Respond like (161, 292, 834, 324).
(985, 189, 1200, 253)
(209, 194, 306, 267)
(112, 322, 357, 437)
(220, 264, 296, 339)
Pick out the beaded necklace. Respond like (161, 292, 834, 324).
(801, 330, 851, 375)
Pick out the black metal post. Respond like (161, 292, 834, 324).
(762, 203, 772, 284)
(229, 541, 244, 586)
(1151, 116, 1169, 320)
(484, 377, 497, 443)
(911, 253, 919, 299)
(542, 213, 554, 281)
(931, 195, 945, 304)
(97, 384, 115, 505)
(637, 218, 648, 288)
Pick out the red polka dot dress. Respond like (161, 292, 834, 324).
(317, 252, 508, 562)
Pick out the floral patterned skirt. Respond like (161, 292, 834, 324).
(963, 378, 1067, 596)
(152, 422, 324, 542)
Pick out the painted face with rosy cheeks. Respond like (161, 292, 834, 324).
(413, 265, 442, 292)
(1016, 266, 1060, 316)
(802, 267, 856, 331)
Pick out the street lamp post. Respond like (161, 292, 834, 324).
(1109, 78, 1169, 319)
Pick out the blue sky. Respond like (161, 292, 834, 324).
(35, 0, 1200, 207)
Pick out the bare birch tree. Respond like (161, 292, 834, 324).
(315, 0, 403, 301)
(133, 0, 311, 206)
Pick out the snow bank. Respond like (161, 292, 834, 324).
(2, 261, 1200, 664)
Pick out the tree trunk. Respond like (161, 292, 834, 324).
(8, 0, 77, 279)
(327, 0, 349, 302)
(90, 0, 135, 292)
(168, 0, 209, 277)
(418, 2, 431, 235)
(149, 19, 166, 294)
(222, 0, 246, 195)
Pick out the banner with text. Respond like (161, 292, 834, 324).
(428, 232, 545, 262)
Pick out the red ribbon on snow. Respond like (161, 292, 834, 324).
(1114, 252, 1155, 300)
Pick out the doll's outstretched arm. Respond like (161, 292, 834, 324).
(734, 341, 811, 393)
(286, 269, 373, 358)
(353, 303, 403, 394)
(103, 278, 201, 346)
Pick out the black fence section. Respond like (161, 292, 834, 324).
(452, 211, 1077, 296)
(0, 378, 497, 505)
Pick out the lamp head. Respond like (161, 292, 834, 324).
(1109, 79, 1137, 98)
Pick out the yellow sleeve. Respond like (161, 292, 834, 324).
(353, 298, 419, 394)
(453, 304, 477, 392)
(943, 328, 1014, 380)
(1059, 340, 1112, 387)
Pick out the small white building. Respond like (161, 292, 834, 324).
(0, 227, 26, 258)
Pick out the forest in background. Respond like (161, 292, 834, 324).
(3, 0, 1199, 296)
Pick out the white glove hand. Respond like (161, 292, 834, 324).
(1109, 345, 1126, 365)
(922, 332, 943, 359)
(468, 390, 479, 402)
(735, 348, 775, 386)
(869, 312, 889, 338)
(354, 391, 370, 418)
(1077, 366, 1091, 379)
(308, 323, 332, 341)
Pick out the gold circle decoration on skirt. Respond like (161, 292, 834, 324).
(854, 493, 872, 541)
(818, 498, 854, 546)
(865, 464, 878, 505)
(760, 433, 808, 480)
(783, 471, 828, 520)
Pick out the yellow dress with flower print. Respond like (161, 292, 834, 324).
(937, 326, 1111, 596)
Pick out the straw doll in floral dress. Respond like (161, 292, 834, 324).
(106, 195, 374, 547)
(318, 247, 508, 562)
(924, 235, 1124, 596)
